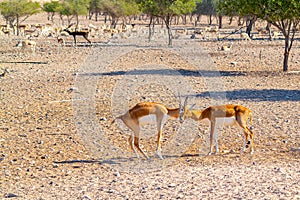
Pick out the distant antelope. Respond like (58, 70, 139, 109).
(16, 39, 36, 52)
(57, 36, 65, 46)
(220, 42, 233, 51)
(240, 32, 251, 41)
(63, 28, 91, 46)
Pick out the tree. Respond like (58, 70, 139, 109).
(218, 0, 256, 36)
(218, 0, 300, 72)
(137, 0, 200, 46)
(89, 0, 104, 21)
(43, 0, 60, 22)
(102, 0, 139, 28)
(0, 0, 40, 35)
(56, 0, 90, 26)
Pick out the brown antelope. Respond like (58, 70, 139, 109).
(112, 101, 183, 159)
(180, 97, 254, 155)
(57, 36, 65, 46)
(16, 39, 36, 52)
(240, 32, 251, 41)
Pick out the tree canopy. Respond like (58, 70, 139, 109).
(137, 0, 200, 46)
(43, 0, 61, 22)
(0, 0, 41, 35)
(218, 0, 300, 71)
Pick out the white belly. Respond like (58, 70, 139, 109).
(138, 114, 168, 126)
(138, 114, 157, 125)
(201, 117, 236, 127)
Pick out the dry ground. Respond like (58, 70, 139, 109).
(1, 14, 300, 199)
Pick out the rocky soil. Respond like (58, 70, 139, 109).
(1, 14, 300, 199)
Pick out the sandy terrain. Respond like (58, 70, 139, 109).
(1, 14, 300, 199)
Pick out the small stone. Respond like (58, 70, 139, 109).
(168, 183, 176, 188)
(81, 195, 91, 200)
(68, 87, 78, 92)
(100, 117, 107, 121)
(5, 193, 18, 198)
(65, 170, 71, 176)
(113, 171, 120, 177)
(52, 164, 59, 168)
(230, 62, 237, 66)
(107, 189, 114, 193)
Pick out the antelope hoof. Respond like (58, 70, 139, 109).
(245, 141, 251, 148)
(156, 151, 164, 159)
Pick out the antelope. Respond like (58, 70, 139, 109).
(57, 36, 65, 46)
(240, 32, 251, 41)
(220, 42, 233, 52)
(180, 97, 254, 155)
(111, 101, 183, 159)
(63, 25, 91, 46)
(16, 39, 36, 52)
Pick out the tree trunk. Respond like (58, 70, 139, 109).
(229, 16, 233, 25)
(16, 14, 19, 36)
(218, 15, 222, 29)
(266, 22, 272, 40)
(95, 12, 98, 21)
(283, 50, 289, 72)
(148, 16, 153, 42)
(246, 17, 255, 36)
(165, 15, 172, 46)
(76, 15, 79, 28)
(209, 15, 212, 25)
(197, 14, 201, 22)
(167, 25, 172, 46)
(283, 34, 291, 72)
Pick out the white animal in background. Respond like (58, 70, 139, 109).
(220, 42, 234, 51)
(240, 32, 251, 41)
(16, 39, 36, 52)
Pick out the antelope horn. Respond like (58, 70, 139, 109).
(184, 96, 188, 107)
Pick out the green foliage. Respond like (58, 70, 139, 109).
(0, 0, 40, 21)
(218, 0, 300, 21)
(137, 0, 200, 17)
(43, 1, 60, 13)
(218, 0, 300, 71)
(90, 0, 104, 13)
(43, 1, 61, 21)
(66, 0, 90, 16)
(136, 0, 200, 45)
(0, 0, 40, 34)
(55, 0, 90, 25)
(103, 0, 139, 18)
(195, 0, 218, 16)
